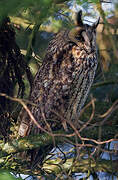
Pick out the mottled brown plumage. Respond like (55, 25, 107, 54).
(18, 11, 99, 138)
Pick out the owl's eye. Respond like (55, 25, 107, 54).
(76, 35, 85, 42)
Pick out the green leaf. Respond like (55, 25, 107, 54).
(0, 171, 21, 180)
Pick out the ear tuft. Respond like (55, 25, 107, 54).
(76, 10, 83, 26)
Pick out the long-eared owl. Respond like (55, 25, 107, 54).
(18, 11, 99, 137)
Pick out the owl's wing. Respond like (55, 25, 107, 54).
(18, 30, 75, 137)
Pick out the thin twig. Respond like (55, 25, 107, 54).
(0, 93, 53, 136)
(1, 93, 117, 147)
(79, 97, 96, 117)
(92, 80, 118, 89)
(99, 99, 118, 118)
(79, 96, 95, 132)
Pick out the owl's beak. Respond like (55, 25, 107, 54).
(81, 31, 91, 46)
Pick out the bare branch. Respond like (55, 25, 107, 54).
(0, 93, 53, 136)
(79, 95, 96, 132)
(99, 99, 118, 118)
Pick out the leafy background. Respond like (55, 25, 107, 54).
(0, 0, 118, 179)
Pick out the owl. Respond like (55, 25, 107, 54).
(18, 11, 99, 138)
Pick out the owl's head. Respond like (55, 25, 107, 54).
(68, 10, 100, 52)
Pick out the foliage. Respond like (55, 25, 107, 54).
(0, 0, 70, 24)
(0, 171, 21, 180)
(0, 0, 118, 179)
